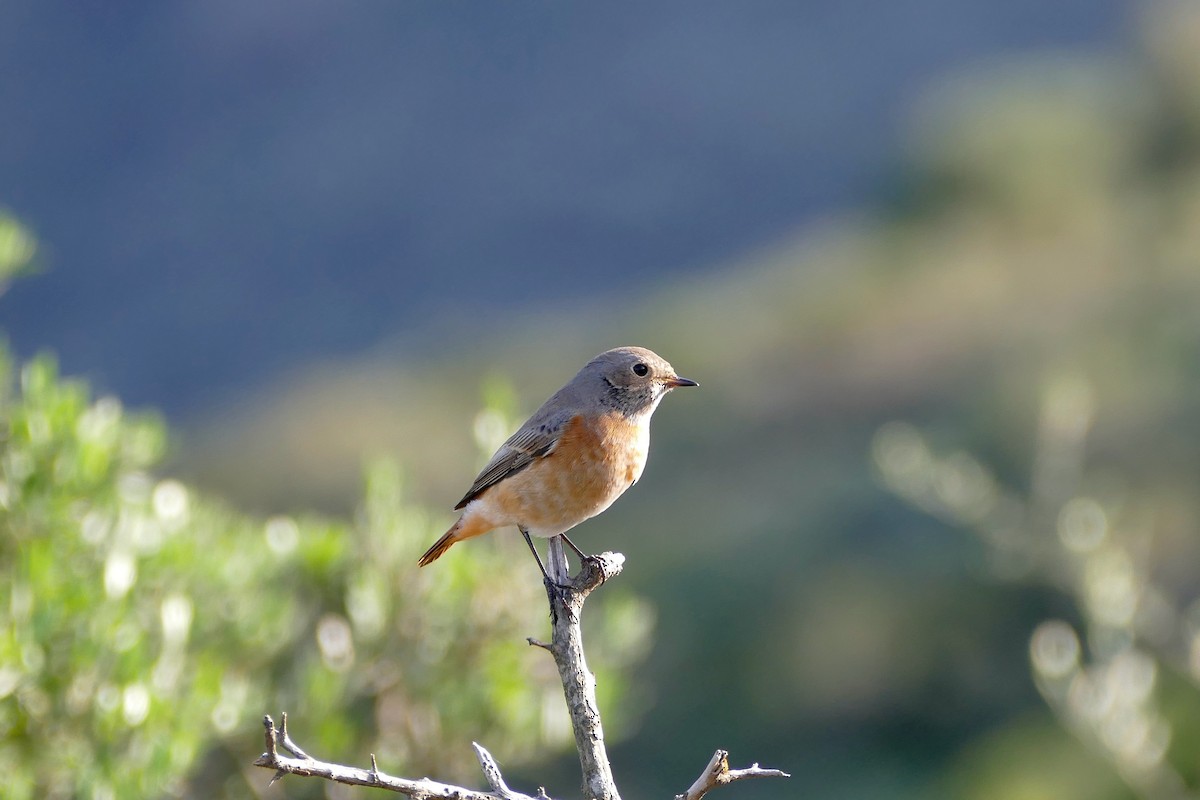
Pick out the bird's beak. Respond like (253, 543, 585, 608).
(665, 375, 699, 388)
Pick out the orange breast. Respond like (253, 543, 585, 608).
(477, 412, 649, 537)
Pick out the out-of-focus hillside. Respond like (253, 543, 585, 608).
(0, 1, 1127, 415)
(180, 7, 1200, 798)
(182, 15, 1200, 523)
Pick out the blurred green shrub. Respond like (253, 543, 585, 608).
(874, 375, 1200, 799)
(0, 211, 39, 293)
(0, 337, 651, 798)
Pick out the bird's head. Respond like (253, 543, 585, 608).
(583, 346, 697, 416)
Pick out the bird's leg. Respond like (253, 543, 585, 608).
(561, 533, 606, 585)
(522, 529, 573, 620)
(521, 528, 551, 581)
(560, 533, 588, 562)
(522, 529, 574, 589)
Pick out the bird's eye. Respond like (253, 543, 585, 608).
(632, 363, 649, 377)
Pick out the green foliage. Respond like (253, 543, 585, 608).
(0, 211, 40, 290)
(0, 346, 652, 798)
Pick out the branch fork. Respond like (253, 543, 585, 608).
(676, 749, 791, 800)
(254, 541, 788, 799)
(256, 712, 543, 800)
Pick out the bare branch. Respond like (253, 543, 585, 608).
(536, 545, 625, 800)
(253, 547, 788, 800)
(254, 714, 547, 800)
(676, 749, 791, 800)
(277, 711, 311, 759)
(547, 535, 571, 587)
(472, 742, 527, 800)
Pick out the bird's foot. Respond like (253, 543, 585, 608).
(580, 553, 609, 585)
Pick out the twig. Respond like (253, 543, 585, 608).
(534, 546, 625, 800)
(531, 553, 787, 800)
(472, 742, 524, 800)
(277, 711, 311, 759)
(254, 714, 547, 800)
(253, 549, 789, 800)
(676, 749, 791, 800)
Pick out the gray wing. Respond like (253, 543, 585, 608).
(453, 408, 576, 510)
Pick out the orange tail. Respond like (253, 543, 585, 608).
(417, 513, 494, 567)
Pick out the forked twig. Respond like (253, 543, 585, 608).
(253, 546, 788, 799)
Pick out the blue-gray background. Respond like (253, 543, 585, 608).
(2, 1, 1124, 414)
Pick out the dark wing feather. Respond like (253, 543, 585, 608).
(453, 411, 575, 509)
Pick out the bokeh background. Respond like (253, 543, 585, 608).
(5, 2, 1200, 798)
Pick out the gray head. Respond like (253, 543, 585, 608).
(577, 346, 698, 416)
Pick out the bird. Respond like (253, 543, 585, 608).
(418, 346, 697, 570)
